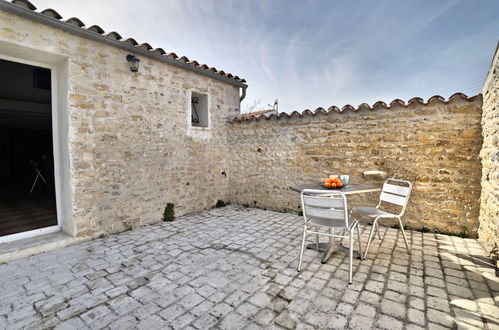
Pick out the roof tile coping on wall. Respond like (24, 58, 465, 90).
(231, 92, 482, 123)
(239, 109, 276, 119)
(3, 0, 247, 87)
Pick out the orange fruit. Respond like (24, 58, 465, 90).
(325, 182, 332, 188)
(331, 183, 337, 188)
(338, 182, 344, 188)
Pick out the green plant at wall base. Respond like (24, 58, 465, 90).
(459, 226, 471, 238)
(163, 203, 175, 222)
(215, 200, 230, 208)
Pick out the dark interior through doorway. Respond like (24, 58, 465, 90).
(0, 58, 57, 237)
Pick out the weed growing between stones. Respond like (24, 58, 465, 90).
(163, 203, 175, 222)
(215, 200, 230, 208)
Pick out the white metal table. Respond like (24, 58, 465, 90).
(289, 183, 381, 263)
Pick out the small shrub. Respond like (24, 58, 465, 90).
(421, 227, 430, 233)
(215, 200, 230, 208)
(163, 203, 175, 222)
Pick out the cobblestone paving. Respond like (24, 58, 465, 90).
(1, 206, 498, 329)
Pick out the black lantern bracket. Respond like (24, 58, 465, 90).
(126, 54, 140, 72)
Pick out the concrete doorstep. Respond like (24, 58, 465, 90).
(0, 231, 86, 264)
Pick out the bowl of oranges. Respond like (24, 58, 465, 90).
(322, 175, 344, 189)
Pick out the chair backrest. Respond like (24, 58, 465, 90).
(379, 178, 412, 216)
(300, 189, 349, 228)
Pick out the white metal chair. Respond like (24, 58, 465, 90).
(29, 160, 47, 193)
(352, 178, 413, 259)
(297, 189, 363, 284)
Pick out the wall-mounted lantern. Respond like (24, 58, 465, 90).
(126, 54, 140, 72)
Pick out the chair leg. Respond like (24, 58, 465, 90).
(375, 222, 382, 240)
(315, 226, 320, 251)
(397, 217, 411, 254)
(355, 223, 363, 260)
(363, 217, 379, 259)
(329, 228, 333, 246)
(298, 226, 307, 271)
(349, 228, 354, 284)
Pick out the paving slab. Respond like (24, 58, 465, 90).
(0, 206, 497, 329)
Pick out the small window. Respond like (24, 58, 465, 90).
(191, 92, 209, 128)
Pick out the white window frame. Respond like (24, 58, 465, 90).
(187, 89, 211, 133)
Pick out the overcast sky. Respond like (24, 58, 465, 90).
(34, 0, 499, 113)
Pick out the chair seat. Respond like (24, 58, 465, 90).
(351, 206, 397, 218)
(307, 216, 347, 228)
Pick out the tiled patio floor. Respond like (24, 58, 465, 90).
(1, 206, 498, 329)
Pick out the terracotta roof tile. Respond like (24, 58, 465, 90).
(372, 101, 387, 108)
(7, 0, 246, 84)
(152, 47, 166, 55)
(390, 99, 405, 107)
(105, 31, 122, 40)
(40, 8, 61, 19)
(123, 38, 138, 46)
(327, 106, 341, 113)
(239, 109, 276, 119)
(428, 95, 445, 103)
(232, 93, 481, 123)
(138, 42, 152, 50)
(342, 104, 356, 112)
(87, 25, 105, 34)
(66, 17, 84, 27)
(358, 103, 371, 111)
(408, 96, 424, 104)
(12, 0, 35, 10)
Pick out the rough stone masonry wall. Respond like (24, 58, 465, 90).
(1, 10, 240, 236)
(228, 96, 483, 236)
(479, 46, 499, 256)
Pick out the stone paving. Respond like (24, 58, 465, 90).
(1, 206, 498, 330)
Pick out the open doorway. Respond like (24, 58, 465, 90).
(0, 58, 57, 238)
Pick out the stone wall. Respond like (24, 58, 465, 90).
(0, 6, 493, 244)
(228, 95, 483, 236)
(1, 10, 240, 236)
(479, 45, 499, 256)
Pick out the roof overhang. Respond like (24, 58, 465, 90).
(0, 0, 248, 88)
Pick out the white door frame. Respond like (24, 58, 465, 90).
(0, 48, 73, 243)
